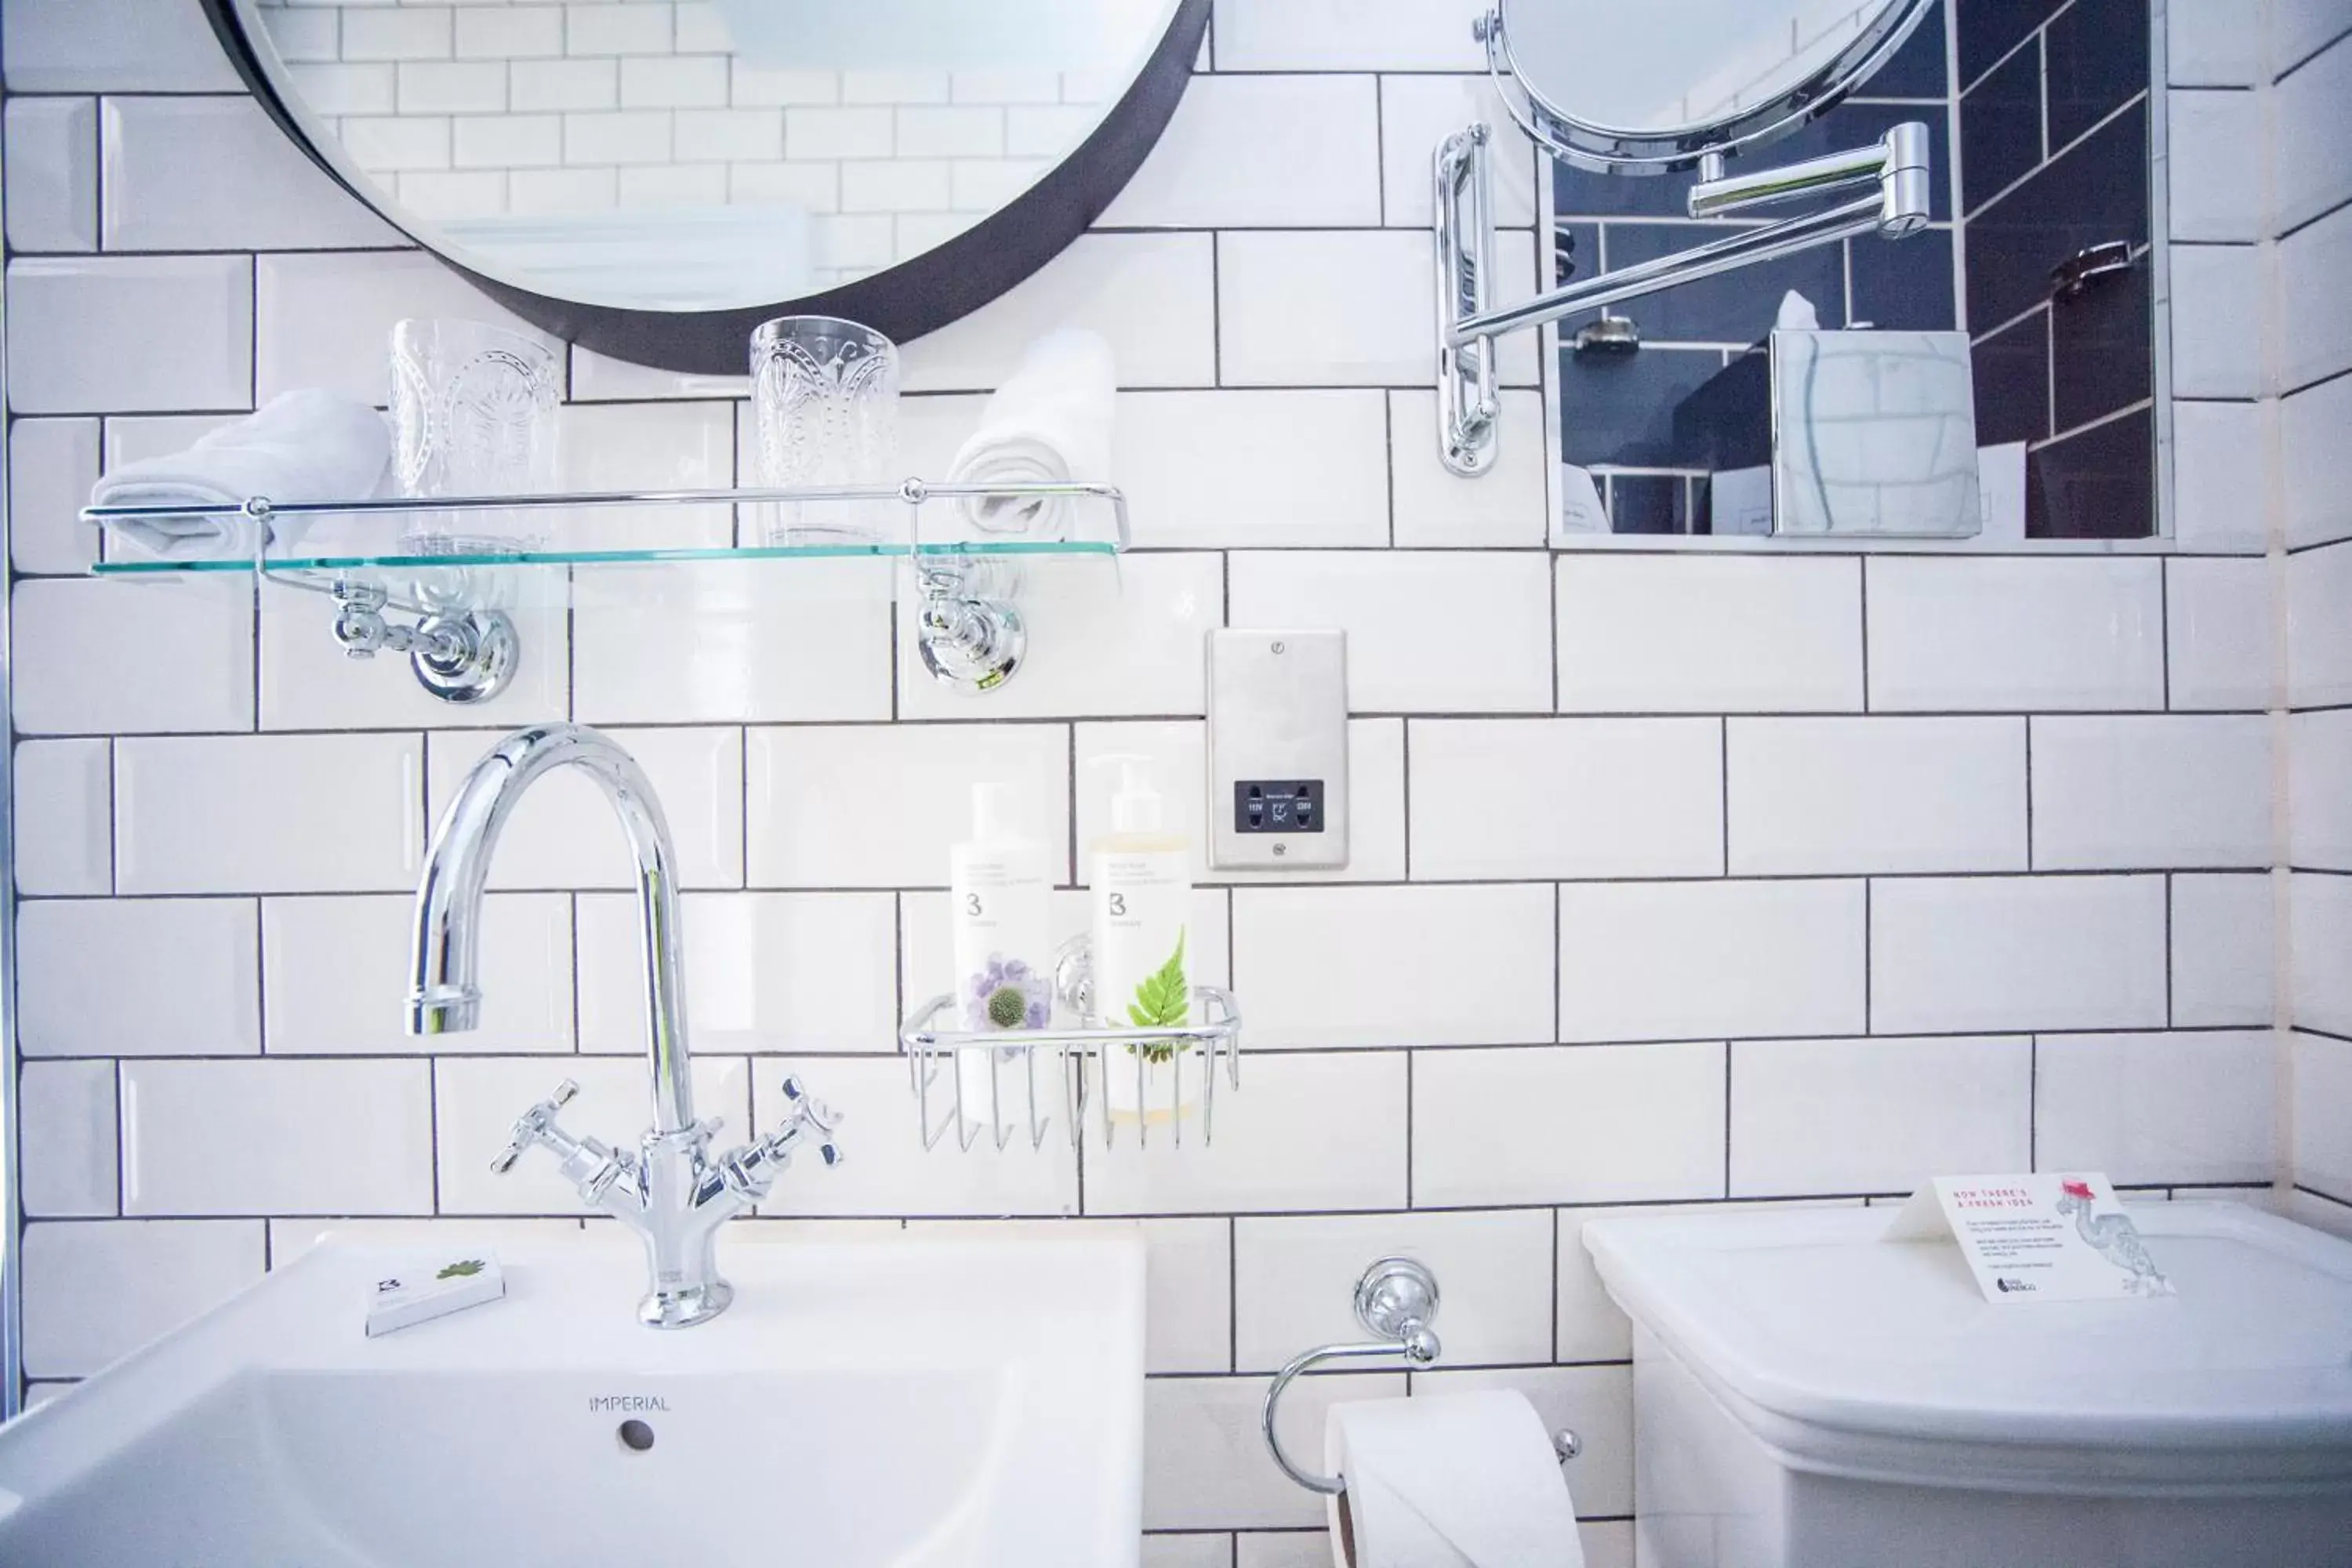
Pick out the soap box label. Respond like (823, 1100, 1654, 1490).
(1886, 1173, 2175, 1304)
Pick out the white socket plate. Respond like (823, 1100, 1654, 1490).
(1206, 629, 1348, 870)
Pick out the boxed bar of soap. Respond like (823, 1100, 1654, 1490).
(365, 1251, 506, 1337)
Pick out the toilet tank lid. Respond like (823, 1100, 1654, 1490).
(1581, 1203, 2352, 1490)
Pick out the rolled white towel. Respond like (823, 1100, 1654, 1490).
(946, 328, 1116, 538)
(86, 389, 392, 561)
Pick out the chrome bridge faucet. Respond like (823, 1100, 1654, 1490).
(407, 722, 842, 1328)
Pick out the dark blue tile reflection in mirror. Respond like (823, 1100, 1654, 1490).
(1864, 0, 1951, 97)
(1559, 347, 1731, 467)
(2044, 0, 2150, 149)
(1606, 474, 1690, 534)
(1971, 309, 2051, 448)
(1849, 227, 1957, 329)
(2029, 406, 2151, 539)
(1961, 42, 2044, 215)
(1958, 0, 2066, 87)
(1963, 99, 2147, 334)
(2050, 252, 2151, 434)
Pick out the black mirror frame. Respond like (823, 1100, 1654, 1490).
(200, 0, 1210, 373)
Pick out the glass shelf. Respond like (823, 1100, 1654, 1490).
(81, 479, 1127, 577)
(78, 480, 1127, 701)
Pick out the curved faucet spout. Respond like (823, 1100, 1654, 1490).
(408, 723, 696, 1134)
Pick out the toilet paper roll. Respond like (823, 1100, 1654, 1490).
(1323, 1390, 1584, 1568)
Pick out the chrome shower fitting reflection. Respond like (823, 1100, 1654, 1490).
(329, 579, 517, 705)
(1433, 118, 1935, 475)
(408, 723, 843, 1328)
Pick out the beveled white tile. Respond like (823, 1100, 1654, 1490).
(1147, 1372, 1403, 1530)
(2029, 715, 2272, 869)
(1555, 1197, 1864, 1361)
(1411, 718, 1723, 879)
(1416, 1364, 1634, 1519)
(2, 0, 243, 92)
(118, 732, 423, 895)
(2170, 243, 2266, 398)
(1116, 390, 1390, 547)
(20, 1061, 118, 1218)
(12, 739, 111, 896)
(1866, 557, 2165, 711)
(9, 416, 102, 573)
(567, 346, 747, 401)
(427, 726, 742, 890)
(2284, 374, 2352, 550)
(1234, 1210, 1552, 1370)
(2292, 710, 2352, 870)
(1727, 717, 2027, 875)
(1103, 74, 1379, 227)
(1871, 875, 2169, 1034)
(2168, 0, 2264, 84)
(5, 97, 97, 252)
(554, 399, 736, 547)
(898, 233, 1215, 391)
(2274, 35, 2352, 234)
(122, 1058, 434, 1216)
(895, 553, 1222, 720)
(1232, 884, 1553, 1047)
(2292, 1031, 2352, 1199)
(2172, 399, 2270, 553)
(1556, 556, 1863, 713)
(1218, 229, 1540, 387)
(21, 1220, 263, 1379)
(2036, 1030, 2277, 1185)
(434, 1055, 752, 1216)
(1075, 718, 1405, 885)
(13, 576, 252, 736)
(1414, 1043, 1726, 1206)
(1390, 389, 1549, 546)
(2278, 201, 2352, 391)
(16, 898, 260, 1056)
(579, 891, 897, 1053)
(2292, 872, 2352, 1036)
(1558, 880, 1866, 1043)
(1211, 0, 1484, 70)
(2288, 539, 2352, 706)
(750, 1056, 1078, 1217)
(2166, 556, 2274, 710)
(2172, 873, 2278, 1026)
(255, 250, 557, 405)
(575, 562, 893, 724)
(2273, 2, 2352, 76)
(5, 255, 253, 414)
(1378, 74, 1538, 229)
(747, 722, 1069, 887)
(1731, 1035, 2031, 1196)
(101, 96, 397, 250)
(1228, 550, 1552, 713)
(1148, 1534, 1235, 1568)
(1085, 1052, 1409, 1215)
(263, 893, 574, 1054)
(2167, 89, 2263, 242)
(260, 573, 570, 731)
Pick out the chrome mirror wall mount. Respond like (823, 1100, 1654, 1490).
(1436, 4, 1938, 477)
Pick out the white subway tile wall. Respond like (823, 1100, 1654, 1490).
(0, 0, 2310, 1544)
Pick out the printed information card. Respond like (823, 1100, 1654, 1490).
(1885, 1173, 2175, 1304)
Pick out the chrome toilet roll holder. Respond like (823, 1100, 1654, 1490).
(1260, 1257, 1581, 1497)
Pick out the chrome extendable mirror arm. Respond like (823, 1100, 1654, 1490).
(1433, 119, 1933, 477)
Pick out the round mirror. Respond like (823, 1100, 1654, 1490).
(1490, 0, 1936, 172)
(203, 0, 1207, 369)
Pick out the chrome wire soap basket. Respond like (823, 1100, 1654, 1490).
(898, 935, 1241, 1152)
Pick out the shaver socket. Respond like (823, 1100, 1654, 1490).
(1206, 630, 1348, 870)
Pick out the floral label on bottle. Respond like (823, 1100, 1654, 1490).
(1096, 851, 1196, 1116)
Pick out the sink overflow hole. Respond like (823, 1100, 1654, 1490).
(618, 1419, 655, 1452)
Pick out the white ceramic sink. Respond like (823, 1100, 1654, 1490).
(0, 1231, 1145, 1566)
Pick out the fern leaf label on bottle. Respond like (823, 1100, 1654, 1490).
(1094, 845, 1197, 1119)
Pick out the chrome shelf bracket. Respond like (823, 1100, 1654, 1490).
(328, 578, 519, 706)
(1435, 115, 1936, 476)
